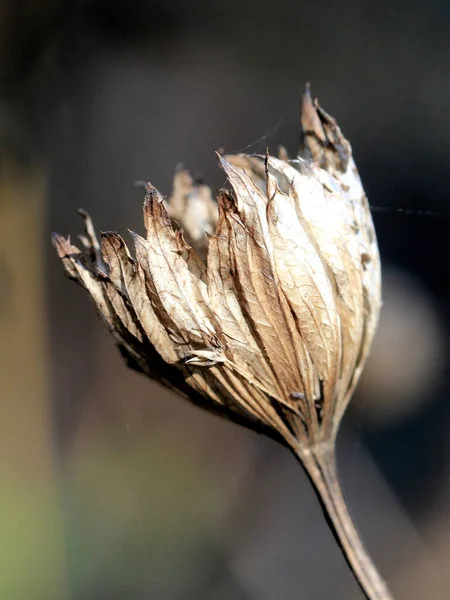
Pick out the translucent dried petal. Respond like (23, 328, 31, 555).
(53, 94, 381, 450)
(165, 166, 218, 260)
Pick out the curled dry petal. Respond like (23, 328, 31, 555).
(53, 92, 381, 455)
(165, 166, 218, 261)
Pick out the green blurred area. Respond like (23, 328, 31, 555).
(0, 165, 66, 600)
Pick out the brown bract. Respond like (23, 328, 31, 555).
(53, 92, 381, 457)
(164, 166, 218, 262)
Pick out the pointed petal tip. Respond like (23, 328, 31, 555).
(216, 150, 227, 165)
(128, 229, 147, 254)
(277, 144, 289, 161)
(51, 231, 68, 246)
(51, 232, 80, 260)
(217, 153, 237, 180)
(301, 89, 324, 138)
(218, 153, 247, 178)
(302, 82, 314, 109)
(144, 181, 156, 193)
(172, 165, 193, 186)
(217, 151, 238, 170)
(304, 81, 312, 98)
(143, 182, 164, 207)
(128, 229, 144, 244)
(51, 232, 66, 253)
(100, 230, 123, 247)
(77, 208, 98, 235)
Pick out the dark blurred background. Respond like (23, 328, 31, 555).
(1, 1, 450, 598)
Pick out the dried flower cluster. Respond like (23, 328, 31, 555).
(53, 90, 381, 458)
(54, 88, 392, 600)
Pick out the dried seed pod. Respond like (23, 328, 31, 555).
(54, 106, 380, 453)
(53, 90, 391, 600)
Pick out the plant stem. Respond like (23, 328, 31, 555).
(296, 443, 394, 600)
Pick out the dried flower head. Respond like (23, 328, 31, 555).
(53, 88, 392, 600)
(53, 89, 381, 458)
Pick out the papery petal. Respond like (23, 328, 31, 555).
(207, 192, 276, 391)
(206, 192, 302, 438)
(166, 167, 218, 259)
(101, 232, 179, 365)
(296, 90, 381, 422)
(52, 232, 151, 377)
(265, 169, 341, 417)
(222, 154, 266, 190)
(135, 184, 217, 350)
(267, 157, 365, 416)
(219, 158, 313, 433)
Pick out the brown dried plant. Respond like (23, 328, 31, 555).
(53, 88, 393, 600)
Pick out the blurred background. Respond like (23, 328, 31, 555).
(1, 0, 450, 598)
